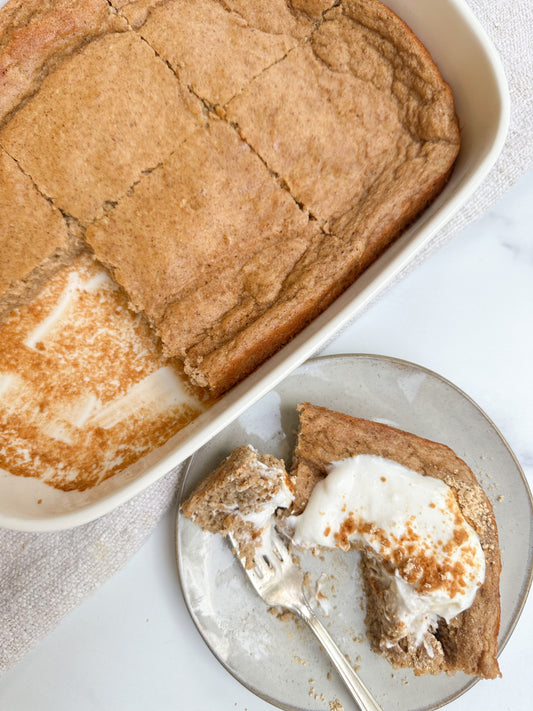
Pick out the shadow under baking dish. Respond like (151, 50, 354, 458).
(0, 0, 510, 531)
(176, 355, 533, 711)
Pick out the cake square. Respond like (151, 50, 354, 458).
(0, 30, 201, 224)
(86, 118, 313, 382)
(226, 4, 459, 225)
(290, 403, 501, 679)
(181, 445, 293, 569)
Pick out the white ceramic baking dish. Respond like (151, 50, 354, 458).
(0, 0, 509, 530)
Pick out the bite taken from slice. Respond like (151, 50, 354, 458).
(181, 445, 294, 569)
(289, 403, 501, 679)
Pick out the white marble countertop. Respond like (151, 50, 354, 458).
(1, 170, 532, 711)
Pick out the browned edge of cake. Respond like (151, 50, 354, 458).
(0, 225, 87, 326)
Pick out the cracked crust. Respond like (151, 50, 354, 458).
(226, 2, 459, 224)
(290, 403, 501, 679)
(112, 0, 307, 107)
(111, 0, 329, 33)
(0, 0, 460, 396)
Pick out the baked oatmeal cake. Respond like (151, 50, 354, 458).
(0, 0, 463, 494)
(0, 0, 460, 398)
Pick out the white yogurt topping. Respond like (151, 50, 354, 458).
(240, 459, 294, 530)
(288, 455, 485, 645)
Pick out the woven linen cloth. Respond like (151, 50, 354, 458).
(1, 0, 532, 675)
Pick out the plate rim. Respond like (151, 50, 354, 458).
(175, 353, 533, 711)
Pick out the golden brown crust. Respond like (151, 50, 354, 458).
(113, 0, 305, 107)
(291, 403, 501, 679)
(226, 3, 459, 223)
(111, 0, 323, 34)
(85, 119, 311, 336)
(179, 0, 459, 392)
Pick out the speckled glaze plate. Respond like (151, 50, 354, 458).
(176, 354, 533, 711)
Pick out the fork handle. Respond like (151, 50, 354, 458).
(295, 600, 382, 711)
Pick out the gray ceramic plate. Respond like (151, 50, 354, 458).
(176, 354, 533, 711)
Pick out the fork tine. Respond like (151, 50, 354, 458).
(253, 550, 276, 578)
(259, 529, 289, 572)
(269, 526, 292, 564)
(228, 531, 276, 582)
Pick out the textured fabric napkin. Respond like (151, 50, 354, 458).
(1, 0, 532, 675)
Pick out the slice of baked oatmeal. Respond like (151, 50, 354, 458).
(289, 403, 501, 679)
(86, 117, 314, 363)
(181, 445, 293, 569)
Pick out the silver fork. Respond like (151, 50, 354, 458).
(229, 526, 382, 711)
